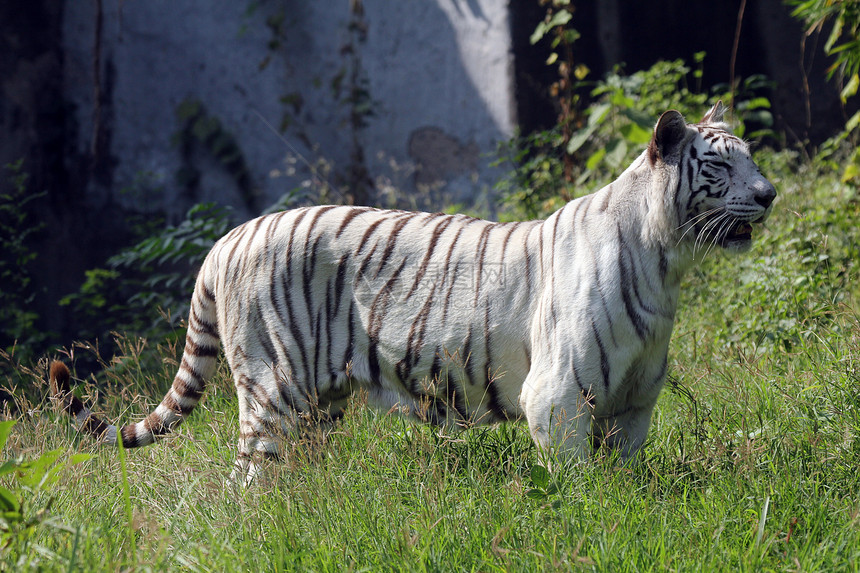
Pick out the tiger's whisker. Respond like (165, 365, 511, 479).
(677, 207, 725, 247)
(694, 212, 730, 259)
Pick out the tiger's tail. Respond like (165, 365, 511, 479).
(50, 274, 220, 448)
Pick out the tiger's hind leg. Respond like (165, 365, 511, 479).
(229, 365, 348, 486)
(229, 366, 299, 486)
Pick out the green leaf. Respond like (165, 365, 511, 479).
(620, 122, 653, 145)
(69, 453, 93, 466)
(530, 464, 550, 489)
(740, 97, 772, 110)
(845, 110, 860, 132)
(563, 29, 581, 44)
(529, 22, 550, 45)
(621, 108, 655, 129)
(0, 420, 15, 449)
(17, 449, 63, 489)
(566, 124, 597, 155)
(745, 110, 773, 127)
(605, 138, 628, 168)
(0, 460, 17, 477)
(0, 486, 20, 514)
(840, 73, 859, 103)
(526, 489, 547, 500)
(587, 102, 612, 128)
(840, 162, 860, 183)
(546, 10, 573, 29)
(825, 15, 844, 54)
(609, 91, 635, 108)
(530, 15, 577, 46)
(585, 148, 606, 171)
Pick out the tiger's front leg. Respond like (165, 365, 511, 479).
(521, 370, 594, 465)
(591, 398, 658, 463)
(592, 357, 668, 462)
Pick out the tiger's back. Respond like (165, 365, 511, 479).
(207, 206, 542, 430)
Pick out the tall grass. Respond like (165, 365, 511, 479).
(2, 152, 859, 571)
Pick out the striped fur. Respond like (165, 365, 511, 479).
(50, 102, 776, 481)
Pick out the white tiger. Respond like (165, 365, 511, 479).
(50, 101, 776, 481)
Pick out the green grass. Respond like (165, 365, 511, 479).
(2, 152, 860, 571)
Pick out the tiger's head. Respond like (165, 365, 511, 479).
(648, 101, 776, 254)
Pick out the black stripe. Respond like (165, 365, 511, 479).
(658, 246, 668, 283)
(441, 260, 462, 327)
(599, 184, 613, 212)
(301, 207, 338, 328)
(325, 276, 337, 383)
(538, 227, 545, 278)
(163, 393, 196, 416)
(617, 225, 648, 340)
(578, 193, 594, 225)
(462, 326, 474, 385)
(332, 254, 349, 318)
(178, 356, 205, 385)
(281, 210, 311, 386)
(343, 302, 355, 378)
(271, 329, 297, 384)
(472, 223, 494, 307)
(523, 225, 534, 294)
(439, 220, 475, 325)
(375, 213, 414, 279)
(483, 299, 508, 421)
(355, 213, 390, 256)
(629, 249, 659, 315)
(251, 299, 279, 365)
(571, 359, 588, 397)
(335, 206, 372, 239)
(355, 243, 380, 286)
(200, 282, 216, 302)
(591, 264, 618, 348)
(366, 256, 409, 386)
(684, 160, 697, 214)
(302, 235, 322, 338)
(498, 222, 516, 262)
(281, 273, 310, 391)
(121, 425, 138, 448)
(396, 280, 436, 384)
(406, 215, 453, 299)
(313, 308, 323, 390)
(429, 346, 442, 384)
(590, 318, 611, 391)
(184, 334, 218, 357)
(225, 223, 251, 287)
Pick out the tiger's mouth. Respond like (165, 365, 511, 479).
(725, 221, 753, 242)
(720, 216, 766, 249)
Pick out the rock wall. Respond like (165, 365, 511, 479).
(61, 0, 515, 222)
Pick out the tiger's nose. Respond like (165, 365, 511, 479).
(754, 180, 776, 208)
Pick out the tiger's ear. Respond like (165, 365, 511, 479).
(648, 110, 687, 165)
(701, 100, 727, 124)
